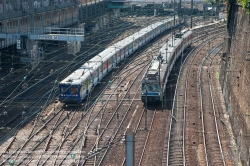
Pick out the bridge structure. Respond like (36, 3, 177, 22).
(107, 0, 172, 9)
(0, 0, 120, 70)
(0, 26, 85, 42)
(0, 23, 85, 68)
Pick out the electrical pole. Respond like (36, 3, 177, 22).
(174, 0, 176, 25)
(191, 0, 193, 28)
(145, 90, 147, 130)
(126, 129, 134, 166)
(158, 55, 163, 112)
(179, 0, 182, 17)
(203, 5, 205, 26)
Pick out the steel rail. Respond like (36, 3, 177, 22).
(0, 20, 146, 143)
(137, 109, 157, 166)
(39, 111, 89, 166)
(74, 36, 162, 165)
(96, 86, 142, 166)
(0, 37, 107, 143)
(80, 66, 147, 165)
(121, 103, 145, 166)
(0, 14, 170, 164)
(34, 110, 76, 166)
(0, 14, 174, 111)
(0, 107, 65, 165)
(166, 31, 209, 166)
(17, 109, 65, 164)
(52, 93, 94, 165)
(0, 88, 55, 129)
(166, 30, 224, 166)
(199, 43, 226, 166)
(207, 46, 226, 166)
(0, 111, 41, 159)
(53, 17, 177, 166)
(50, 18, 166, 165)
(16, 110, 73, 165)
(81, 52, 152, 165)
(0, 13, 142, 87)
(0, 46, 66, 90)
(49, 110, 77, 166)
(93, 31, 177, 165)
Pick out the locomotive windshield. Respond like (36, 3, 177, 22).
(71, 86, 78, 95)
(61, 87, 68, 95)
(142, 83, 160, 92)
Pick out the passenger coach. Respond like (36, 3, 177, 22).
(141, 29, 193, 103)
(59, 16, 181, 103)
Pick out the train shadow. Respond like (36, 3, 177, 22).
(164, 46, 194, 110)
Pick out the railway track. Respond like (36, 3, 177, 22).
(199, 44, 226, 165)
(37, 34, 161, 165)
(0, 14, 167, 141)
(78, 32, 174, 166)
(0, 14, 177, 166)
(0, 16, 237, 166)
(80, 22, 227, 165)
(165, 32, 223, 166)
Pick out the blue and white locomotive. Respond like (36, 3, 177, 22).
(141, 29, 193, 103)
(59, 16, 181, 103)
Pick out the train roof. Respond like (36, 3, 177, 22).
(148, 60, 160, 75)
(113, 16, 179, 51)
(60, 16, 180, 85)
(92, 47, 115, 62)
(165, 37, 182, 61)
(182, 30, 192, 38)
(60, 61, 101, 85)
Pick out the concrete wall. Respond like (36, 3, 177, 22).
(220, 3, 250, 166)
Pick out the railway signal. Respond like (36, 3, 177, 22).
(71, 153, 76, 159)
(108, 80, 112, 89)
(16, 39, 21, 50)
(22, 111, 26, 121)
(9, 160, 14, 166)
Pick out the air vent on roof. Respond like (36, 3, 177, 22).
(66, 79, 73, 82)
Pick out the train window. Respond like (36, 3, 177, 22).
(142, 83, 148, 91)
(85, 79, 89, 89)
(61, 87, 68, 94)
(123, 48, 125, 55)
(119, 50, 122, 57)
(142, 83, 152, 91)
(151, 84, 160, 92)
(94, 70, 98, 77)
(103, 63, 106, 70)
(71, 86, 78, 95)
(100, 64, 103, 73)
(135, 40, 138, 46)
(81, 83, 86, 92)
(142, 84, 160, 92)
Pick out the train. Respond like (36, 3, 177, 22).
(59, 16, 181, 103)
(141, 29, 193, 103)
